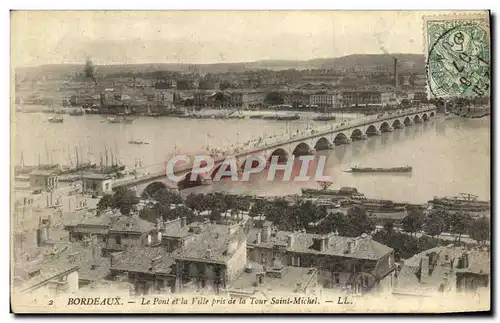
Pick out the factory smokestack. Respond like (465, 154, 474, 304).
(393, 58, 398, 91)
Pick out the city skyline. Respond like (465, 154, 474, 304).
(10, 10, 476, 67)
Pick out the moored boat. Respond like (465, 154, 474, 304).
(313, 115, 336, 121)
(429, 193, 490, 212)
(348, 165, 412, 173)
(48, 115, 64, 123)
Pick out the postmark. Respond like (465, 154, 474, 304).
(424, 14, 490, 99)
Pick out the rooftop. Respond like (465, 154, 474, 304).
(109, 214, 156, 233)
(173, 223, 245, 264)
(111, 246, 174, 275)
(247, 229, 392, 261)
(228, 262, 317, 294)
(13, 241, 109, 292)
(395, 245, 491, 296)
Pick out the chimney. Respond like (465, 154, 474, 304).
(262, 222, 271, 242)
(206, 248, 212, 259)
(393, 58, 398, 90)
(181, 217, 187, 228)
(156, 217, 162, 232)
(320, 236, 328, 252)
(346, 241, 354, 254)
(256, 273, 264, 285)
(256, 230, 262, 244)
(147, 234, 152, 246)
(287, 233, 295, 248)
(420, 255, 430, 282)
(157, 230, 162, 243)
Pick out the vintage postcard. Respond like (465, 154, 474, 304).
(10, 10, 491, 314)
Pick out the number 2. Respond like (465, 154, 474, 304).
(49, 300, 53, 305)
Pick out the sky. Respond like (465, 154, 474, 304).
(10, 10, 486, 67)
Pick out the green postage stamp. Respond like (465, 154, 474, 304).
(424, 14, 490, 99)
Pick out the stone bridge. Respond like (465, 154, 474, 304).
(112, 106, 437, 197)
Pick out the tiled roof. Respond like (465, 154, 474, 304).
(109, 215, 155, 233)
(163, 219, 191, 238)
(247, 229, 392, 260)
(229, 262, 317, 293)
(395, 245, 490, 296)
(111, 246, 174, 275)
(65, 209, 120, 227)
(173, 224, 244, 264)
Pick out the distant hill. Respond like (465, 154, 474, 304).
(15, 54, 425, 78)
(248, 54, 425, 71)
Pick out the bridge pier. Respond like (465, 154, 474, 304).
(360, 134, 368, 140)
(405, 120, 414, 126)
(393, 124, 404, 129)
(383, 127, 394, 133)
(308, 148, 316, 154)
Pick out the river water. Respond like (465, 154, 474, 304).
(13, 108, 490, 204)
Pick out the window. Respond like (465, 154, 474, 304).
(333, 273, 340, 284)
(445, 255, 449, 261)
(292, 256, 301, 267)
(116, 236, 122, 245)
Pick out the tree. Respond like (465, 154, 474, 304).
(170, 205, 197, 224)
(185, 194, 207, 215)
(401, 208, 425, 236)
(113, 188, 140, 216)
(96, 194, 114, 213)
(383, 219, 395, 233)
(249, 199, 266, 219)
(209, 209, 222, 224)
(264, 92, 284, 106)
(424, 215, 445, 238)
(450, 211, 473, 243)
(97, 188, 139, 216)
(338, 206, 375, 237)
(469, 216, 490, 245)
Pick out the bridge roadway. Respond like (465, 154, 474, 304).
(113, 105, 437, 194)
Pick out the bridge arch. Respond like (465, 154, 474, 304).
(211, 163, 236, 180)
(314, 137, 332, 151)
(430, 111, 435, 117)
(403, 117, 412, 126)
(292, 142, 312, 156)
(413, 115, 421, 123)
(141, 181, 168, 199)
(350, 128, 364, 140)
(392, 119, 402, 129)
(379, 122, 391, 132)
(422, 113, 429, 121)
(268, 148, 289, 163)
(366, 125, 378, 136)
(178, 172, 203, 190)
(333, 132, 349, 145)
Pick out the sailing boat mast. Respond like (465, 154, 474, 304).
(20, 151, 24, 167)
(104, 146, 109, 167)
(44, 141, 50, 165)
(75, 147, 80, 168)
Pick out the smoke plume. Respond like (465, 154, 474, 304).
(84, 58, 97, 85)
